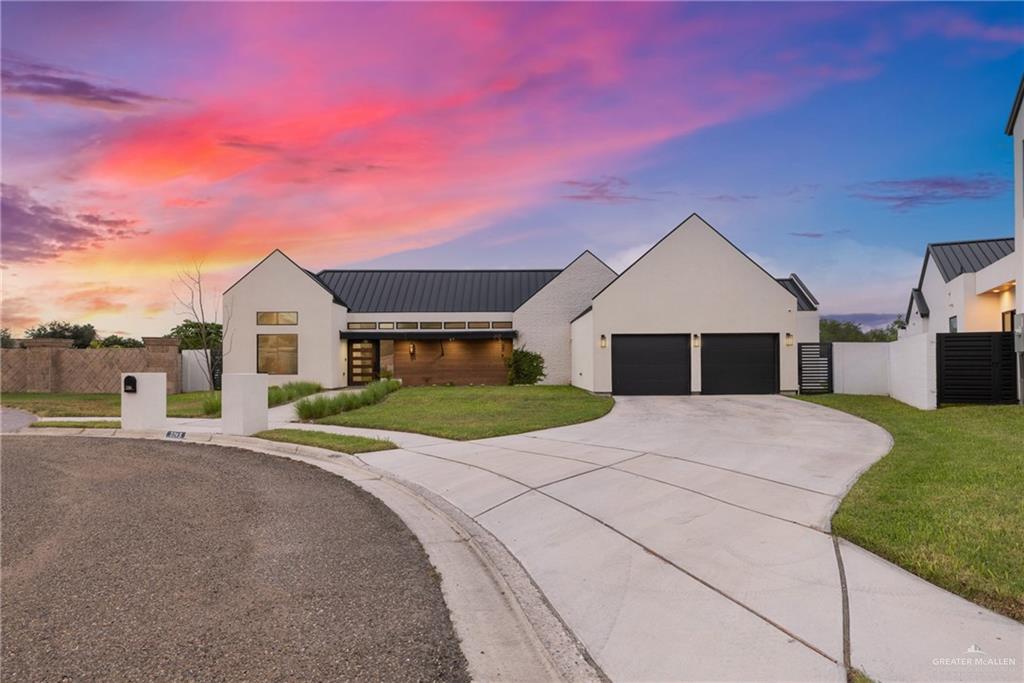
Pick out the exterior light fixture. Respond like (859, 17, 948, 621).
(785, 333, 794, 347)
(692, 334, 700, 348)
(600, 335, 607, 349)
(409, 342, 416, 355)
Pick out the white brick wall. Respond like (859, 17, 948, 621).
(513, 252, 616, 385)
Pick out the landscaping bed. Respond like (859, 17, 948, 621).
(799, 394, 1024, 621)
(315, 385, 614, 440)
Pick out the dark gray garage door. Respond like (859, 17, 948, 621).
(701, 334, 779, 395)
(611, 334, 691, 395)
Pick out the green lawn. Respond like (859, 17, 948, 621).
(253, 428, 396, 454)
(1, 392, 216, 417)
(30, 420, 122, 429)
(315, 385, 614, 440)
(0, 382, 322, 418)
(799, 394, 1024, 622)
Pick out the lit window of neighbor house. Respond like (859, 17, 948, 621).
(257, 334, 298, 374)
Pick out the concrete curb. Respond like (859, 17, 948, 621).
(3, 428, 604, 683)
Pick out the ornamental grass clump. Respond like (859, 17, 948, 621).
(268, 381, 323, 407)
(294, 379, 400, 420)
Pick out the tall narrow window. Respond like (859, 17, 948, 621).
(948, 316, 958, 333)
(257, 334, 298, 374)
(1003, 310, 1016, 333)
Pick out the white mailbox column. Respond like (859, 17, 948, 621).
(121, 372, 167, 431)
(222, 373, 268, 435)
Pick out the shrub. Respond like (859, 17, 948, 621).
(201, 393, 221, 416)
(268, 381, 323, 407)
(294, 379, 400, 420)
(506, 348, 546, 385)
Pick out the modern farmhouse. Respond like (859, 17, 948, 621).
(222, 214, 820, 394)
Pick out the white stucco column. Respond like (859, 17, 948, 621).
(222, 373, 268, 435)
(121, 372, 167, 431)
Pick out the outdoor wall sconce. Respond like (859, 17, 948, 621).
(785, 333, 794, 347)
(600, 334, 607, 349)
(409, 342, 416, 356)
(692, 334, 700, 349)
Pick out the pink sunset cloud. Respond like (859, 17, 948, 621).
(2, 2, 1020, 334)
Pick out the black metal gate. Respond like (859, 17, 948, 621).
(798, 342, 833, 394)
(937, 332, 1017, 404)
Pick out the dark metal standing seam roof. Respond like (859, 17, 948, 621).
(927, 238, 1014, 282)
(776, 278, 817, 312)
(315, 270, 562, 312)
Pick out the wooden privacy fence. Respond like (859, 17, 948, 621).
(0, 338, 181, 394)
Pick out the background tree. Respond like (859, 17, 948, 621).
(91, 335, 144, 348)
(24, 321, 97, 348)
(168, 320, 223, 350)
(1, 328, 17, 348)
(173, 263, 230, 391)
(820, 318, 901, 343)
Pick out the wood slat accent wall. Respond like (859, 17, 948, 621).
(393, 339, 510, 385)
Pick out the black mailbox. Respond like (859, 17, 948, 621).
(123, 375, 138, 393)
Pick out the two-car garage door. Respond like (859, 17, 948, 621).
(611, 333, 778, 395)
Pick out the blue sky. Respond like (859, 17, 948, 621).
(2, 2, 1022, 335)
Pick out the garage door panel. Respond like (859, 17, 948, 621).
(701, 334, 778, 395)
(612, 335, 690, 396)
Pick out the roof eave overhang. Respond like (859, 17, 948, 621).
(339, 330, 517, 341)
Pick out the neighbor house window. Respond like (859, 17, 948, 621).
(948, 316, 958, 333)
(420, 322, 442, 329)
(257, 334, 298, 374)
(444, 321, 466, 329)
(347, 322, 377, 330)
(396, 322, 418, 330)
(467, 321, 490, 329)
(1003, 310, 1017, 333)
(257, 311, 298, 325)
(491, 321, 513, 329)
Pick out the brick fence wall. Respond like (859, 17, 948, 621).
(1, 337, 181, 394)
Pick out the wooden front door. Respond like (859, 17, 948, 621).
(348, 340, 379, 385)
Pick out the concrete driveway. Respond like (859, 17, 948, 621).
(356, 396, 1024, 682)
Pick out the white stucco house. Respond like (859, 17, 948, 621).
(223, 214, 820, 394)
(901, 73, 1023, 341)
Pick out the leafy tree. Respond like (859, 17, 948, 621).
(24, 321, 97, 348)
(168, 320, 223, 350)
(91, 335, 144, 348)
(820, 318, 901, 343)
(506, 347, 546, 385)
(0, 328, 17, 348)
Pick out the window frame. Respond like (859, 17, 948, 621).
(396, 322, 419, 330)
(256, 311, 298, 325)
(467, 321, 490, 329)
(420, 322, 442, 330)
(347, 322, 377, 330)
(1002, 309, 1017, 333)
(491, 321, 513, 329)
(948, 316, 958, 333)
(256, 333, 298, 375)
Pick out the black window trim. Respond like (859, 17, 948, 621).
(256, 333, 298, 375)
(257, 310, 299, 325)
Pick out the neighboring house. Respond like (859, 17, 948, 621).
(901, 238, 1016, 338)
(223, 214, 820, 394)
(901, 73, 1024, 340)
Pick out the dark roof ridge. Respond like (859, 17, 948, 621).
(927, 236, 1014, 247)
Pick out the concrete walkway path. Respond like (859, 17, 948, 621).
(352, 396, 1023, 682)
